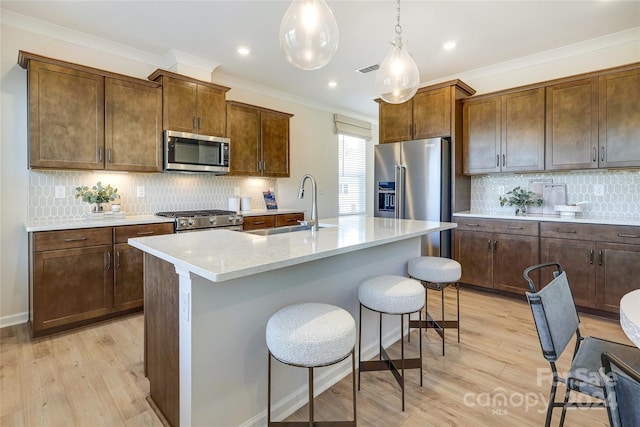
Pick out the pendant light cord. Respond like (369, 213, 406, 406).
(395, 0, 402, 36)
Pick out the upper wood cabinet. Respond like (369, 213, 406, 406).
(377, 81, 474, 143)
(463, 88, 545, 174)
(226, 101, 293, 177)
(148, 70, 230, 137)
(19, 51, 163, 172)
(546, 78, 599, 170)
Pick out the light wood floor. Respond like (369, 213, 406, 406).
(1, 288, 633, 426)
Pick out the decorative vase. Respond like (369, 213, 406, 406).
(516, 206, 527, 216)
(92, 203, 104, 213)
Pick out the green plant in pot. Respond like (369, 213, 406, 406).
(498, 186, 542, 216)
(75, 181, 119, 212)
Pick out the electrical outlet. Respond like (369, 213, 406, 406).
(54, 186, 65, 198)
(498, 186, 505, 195)
(593, 184, 604, 196)
(136, 186, 145, 198)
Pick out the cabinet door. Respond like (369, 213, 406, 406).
(243, 215, 275, 230)
(545, 78, 599, 170)
(501, 88, 544, 172)
(540, 237, 596, 308)
(599, 69, 640, 168)
(275, 213, 304, 227)
(28, 60, 104, 169)
(197, 84, 227, 137)
(463, 97, 501, 174)
(227, 103, 260, 175)
(413, 87, 451, 139)
(596, 242, 640, 313)
(32, 245, 114, 333)
(163, 77, 197, 133)
(105, 78, 162, 172)
(493, 234, 539, 294)
(454, 230, 493, 288)
(379, 100, 413, 143)
(262, 111, 290, 177)
(114, 242, 144, 311)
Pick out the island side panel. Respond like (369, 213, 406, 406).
(188, 237, 421, 426)
(144, 253, 180, 427)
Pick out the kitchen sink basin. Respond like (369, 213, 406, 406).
(245, 224, 334, 236)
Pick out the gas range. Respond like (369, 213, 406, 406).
(156, 209, 244, 232)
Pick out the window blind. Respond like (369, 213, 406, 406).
(334, 114, 372, 140)
(338, 134, 366, 215)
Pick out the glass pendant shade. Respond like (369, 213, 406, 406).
(375, 36, 420, 104)
(279, 0, 339, 70)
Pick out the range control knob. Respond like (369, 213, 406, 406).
(209, 217, 217, 224)
(188, 218, 196, 226)
(228, 215, 235, 222)
(179, 219, 187, 227)
(236, 215, 244, 224)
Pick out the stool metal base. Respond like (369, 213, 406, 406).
(268, 350, 357, 427)
(357, 304, 423, 411)
(408, 280, 460, 356)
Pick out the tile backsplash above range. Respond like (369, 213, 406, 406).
(471, 170, 640, 219)
(29, 171, 276, 221)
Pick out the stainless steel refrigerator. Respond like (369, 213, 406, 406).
(374, 138, 451, 257)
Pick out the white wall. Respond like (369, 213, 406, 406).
(0, 22, 378, 326)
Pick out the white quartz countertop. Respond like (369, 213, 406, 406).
(453, 211, 640, 227)
(128, 216, 456, 282)
(25, 215, 175, 232)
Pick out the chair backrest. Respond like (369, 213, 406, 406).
(600, 352, 640, 427)
(526, 271, 580, 362)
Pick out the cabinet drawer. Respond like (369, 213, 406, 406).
(34, 227, 112, 252)
(243, 215, 276, 231)
(275, 213, 304, 227)
(455, 218, 538, 236)
(115, 223, 174, 243)
(540, 222, 640, 244)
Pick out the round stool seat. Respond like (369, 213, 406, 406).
(408, 256, 461, 284)
(358, 275, 425, 314)
(266, 303, 356, 367)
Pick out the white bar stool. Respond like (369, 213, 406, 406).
(266, 303, 357, 426)
(408, 256, 462, 356)
(357, 275, 425, 411)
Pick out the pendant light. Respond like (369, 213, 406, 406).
(279, 0, 339, 71)
(375, 0, 420, 104)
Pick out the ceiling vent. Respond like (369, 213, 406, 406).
(356, 64, 379, 74)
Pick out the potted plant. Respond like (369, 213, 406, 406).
(75, 181, 119, 212)
(499, 186, 542, 216)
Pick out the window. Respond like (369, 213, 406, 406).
(338, 134, 366, 215)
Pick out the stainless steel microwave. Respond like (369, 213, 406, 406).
(164, 130, 230, 174)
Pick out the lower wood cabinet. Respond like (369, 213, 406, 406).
(29, 222, 174, 338)
(242, 212, 304, 231)
(454, 218, 539, 294)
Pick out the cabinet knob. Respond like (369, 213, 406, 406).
(618, 233, 640, 238)
(494, 240, 498, 252)
(64, 237, 87, 242)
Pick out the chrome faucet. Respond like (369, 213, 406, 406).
(298, 174, 318, 231)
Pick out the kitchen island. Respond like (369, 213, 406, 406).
(129, 216, 456, 427)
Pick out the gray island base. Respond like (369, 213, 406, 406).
(129, 216, 457, 426)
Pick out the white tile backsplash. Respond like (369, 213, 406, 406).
(29, 171, 277, 220)
(470, 170, 640, 219)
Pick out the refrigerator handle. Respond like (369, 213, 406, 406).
(396, 164, 406, 220)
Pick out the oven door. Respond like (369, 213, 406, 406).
(164, 130, 230, 174)
(176, 225, 243, 233)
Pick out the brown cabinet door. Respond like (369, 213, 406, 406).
(379, 100, 413, 143)
(163, 77, 197, 133)
(596, 242, 640, 313)
(454, 230, 493, 288)
(545, 78, 599, 170)
(105, 78, 162, 172)
(540, 237, 596, 308)
(243, 215, 276, 230)
(599, 69, 640, 168)
(114, 242, 144, 311)
(413, 87, 451, 139)
(227, 103, 261, 175)
(493, 234, 539, 294)
(501, 88, 545, 172)
(262, 111, 290, 177)
(28, 60, 104, 169)
(197, 84, 227, 137)
(463, 96, 501, 174)
(32, 245, 114, 333)
(275, 213, 304, 227)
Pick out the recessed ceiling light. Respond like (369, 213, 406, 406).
(443, 41, 457, 51)
(328, 81, 338, 88)
(238, 47, 251, 55)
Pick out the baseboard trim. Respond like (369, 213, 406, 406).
(0, 312, 28, 329)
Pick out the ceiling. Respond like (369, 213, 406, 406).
(2, 1, 639, 118)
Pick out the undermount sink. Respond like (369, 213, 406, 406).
(245, 223, 334, 236)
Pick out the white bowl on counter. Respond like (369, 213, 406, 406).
(554, 204, 584, 218)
